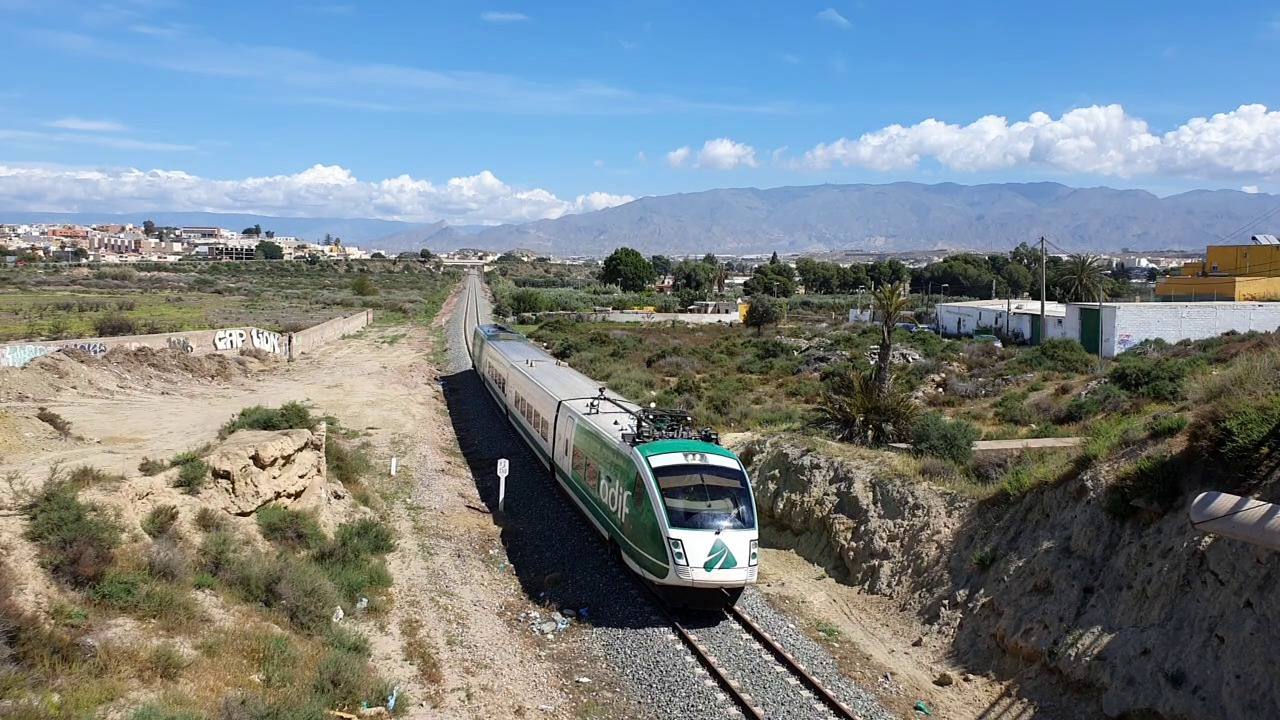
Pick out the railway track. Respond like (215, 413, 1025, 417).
(645, 584, 864, 720)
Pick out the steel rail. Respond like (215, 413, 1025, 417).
(640, 585, 766, 720)
(721, 590, 862, 720)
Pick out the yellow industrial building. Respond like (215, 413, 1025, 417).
(1156, 237, 1280, 301)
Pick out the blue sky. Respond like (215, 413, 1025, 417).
(2, 0, 1279, 223)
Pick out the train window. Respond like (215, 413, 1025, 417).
(572, 447, 584, 478)
(585, 461, 599, 490)
(653, 464, 755, 530)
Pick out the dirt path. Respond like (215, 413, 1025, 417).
(0, 279, 581, 718)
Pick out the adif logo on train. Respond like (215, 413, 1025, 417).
(598, 475, 631, 525)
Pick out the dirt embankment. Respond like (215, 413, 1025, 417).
(737, 435, 1280, 720)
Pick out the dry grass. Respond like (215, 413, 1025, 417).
(399, 616, 443, 687)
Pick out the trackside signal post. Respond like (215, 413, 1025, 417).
(497, 458, 509, 512)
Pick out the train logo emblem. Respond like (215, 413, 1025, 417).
(703, 538, 738, 571)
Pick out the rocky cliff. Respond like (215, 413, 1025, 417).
(736, 435, 1280, 719)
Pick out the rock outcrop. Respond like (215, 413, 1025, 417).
(736, 435, 1280, 720)
(207, 425, 334, 515)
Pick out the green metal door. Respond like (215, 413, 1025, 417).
(1079, 307, 1100, 355)
(1030, 317, 1042, 346)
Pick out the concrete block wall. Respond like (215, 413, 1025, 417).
(0, 310, 371, 368)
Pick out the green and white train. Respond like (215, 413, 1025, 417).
(471, 324, 759, 597)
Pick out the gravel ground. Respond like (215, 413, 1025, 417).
(442, 273, 890, 720)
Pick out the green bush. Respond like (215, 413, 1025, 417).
(195, 507, 227, 532)
(198, 529, 241, 576)
(911, 413, 980, 465)
(174, 459, 208, 495)
(993, 391, 1037, 426)
(256, 504, 325, 551)
(259, 633, 301, 688)
(1108, 354, 1199, 401)
(1191, 395, 1280, 471)
(274, 560, 342, 633)
(326, 438, 373, 487)
(1147, 413, 1189, 438)
(221, 402, 316, 437)
(130, 705, 202, 720)
(1058, 383, 1131, 423)
(91, 571, 197, 623)
(332, 519, 396, 557)
(23, 476, 121, 587)
(325, 626, 372, 657)
(138, 457, 167, 476)
(142, 505, 180, 538)
(815, 368, 919, 445)
(312, 650, 377, 709)
(1012, 339, 1096, 375)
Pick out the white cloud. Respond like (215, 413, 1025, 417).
(666, 146, 691, 168)
(635, 151, 647, 163)
(802, 104, 1280, 179)
(47, 117, 128, 132)
(480, 11, 528, 22)
(815, 8, 850, 28)
(0, 128, 192, 152)
(695, 138, 758, 170)
(0, 164, 633, 225)
(1243, 185, 1260, 194)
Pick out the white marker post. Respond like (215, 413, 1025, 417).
(497, 458, 510, 512)
(390, 456, 398, 477)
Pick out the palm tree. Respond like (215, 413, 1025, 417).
(1056, 253, 1107, 303)
(816, 367, 919, 444)
(870, 281, 913, 395)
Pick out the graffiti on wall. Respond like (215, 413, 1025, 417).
(1, 344, 54, 368)
(167, 336, 194, 354)
(250, 328, 282, 354)
(61, 341, 107, 357)
(213, 329, 247, 351)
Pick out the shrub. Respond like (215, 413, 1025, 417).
(970, 547, 998, 570)
(274, 560, 341, 633)
(326, 438, 373, 487)
(259, 633, 300, 688)
(1083, 414, 1145, 461)
(325, 626, 372, 657)
(221, 402, 315, 437)
(350, 276, 378, 297)
(1058, 383, 1130, 423)
(198, 529, 241, 576)
(1108, 354, 1199, 401)
(1104, 452, 1183, 518)
(130, 705, 201, 720)
(911, 413, 980, 465)
(312, 650, 377, 708)
(195, 507, 227, 532)
(147, 535, 191, 582)
(23, 475, 121, 586)
(174, 459, 208, 495)
(1147, 413, 1189, 438)
(993, 391, 1038, 426)
(1012, 338, 1095, 375)
(142, 505, 180, 538)
(91, 571, 197, 623)
(94, 313, 138, 337)
(148, 642, 188, 680)
(138, 457, 167, 476)
(256, 504, 325, 551)
(1191, 395, 1280, 472)
(36, 407, 74, 439)
(508, 288, 547, 314)
(332, 518, 396, 557)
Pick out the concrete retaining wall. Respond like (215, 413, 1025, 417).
(0, 311, 372, 368)
(289, 310, 373, 357)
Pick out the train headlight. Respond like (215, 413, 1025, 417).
(749, 540, 759, 567)
(669, 538, 688, 566)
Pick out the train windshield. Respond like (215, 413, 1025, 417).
(653, 463, 755, 530)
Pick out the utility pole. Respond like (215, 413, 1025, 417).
(1005, 297, 1011, 337)
(1039, 236, 1047, 346)
(992, 277, 997, 300)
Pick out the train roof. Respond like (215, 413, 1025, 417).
(635, 439, 737, 460)
(478, 324, 641, 444)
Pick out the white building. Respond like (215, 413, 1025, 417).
(1064, 301, 1280, 358)
(934, 299, 1069, 344)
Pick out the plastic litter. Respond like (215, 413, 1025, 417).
(914, 700, 932, 716)
(332, 606, 345, 623)
(386, 687, 398, 712)
(355, 597, 369, 612)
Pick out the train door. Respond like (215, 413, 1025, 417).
(553, 413, 576, 478)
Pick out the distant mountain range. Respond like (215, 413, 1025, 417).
(5, 182, 1279, 256)
(453, 182, 1280, 256)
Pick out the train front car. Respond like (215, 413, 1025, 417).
(638, 439, 759, 601)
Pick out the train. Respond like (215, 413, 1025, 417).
(470, 323, 759, 599)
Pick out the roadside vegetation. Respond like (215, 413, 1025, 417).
(0, 258, 458, 342)
(1, 401, 401, 718)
